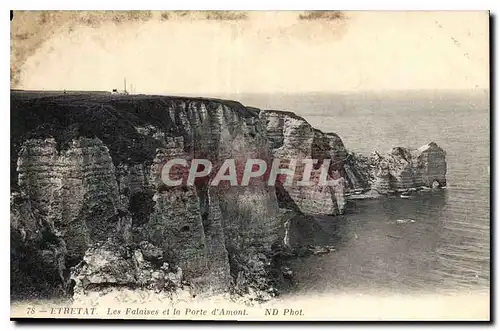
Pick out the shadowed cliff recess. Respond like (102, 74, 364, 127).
(10, 90, 447, 303)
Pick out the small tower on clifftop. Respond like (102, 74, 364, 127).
(111, 77, 130, 95)
(123, 78, 129, 95)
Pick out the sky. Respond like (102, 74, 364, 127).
(13, 11, 489, 95)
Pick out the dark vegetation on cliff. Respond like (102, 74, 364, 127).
(10, 194, 68, 300)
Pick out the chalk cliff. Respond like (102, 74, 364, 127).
(259, 110, 347, 215)
(10, 91, 447, 303)
(346, 143, 447, 197)
(11, 92, 285, 303)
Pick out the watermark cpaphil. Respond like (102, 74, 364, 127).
(159, 157, 346, 187)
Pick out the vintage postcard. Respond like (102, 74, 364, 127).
(10, 10, 490, 321)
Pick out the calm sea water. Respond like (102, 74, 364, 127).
(230, 91, 490, 295)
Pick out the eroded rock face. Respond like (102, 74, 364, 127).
(414, 142, 447, 187)
(349, 142, 447, 196)
(10, 192, 68, 299)
(10, 93, 287, 301)
(71, 240, 184, 303)
(259, 110, 347, 215)
(17, 137, 120, 265)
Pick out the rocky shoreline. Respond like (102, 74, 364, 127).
(10, 90, 446, 305)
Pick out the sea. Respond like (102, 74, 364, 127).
(228, 90, 490, 296)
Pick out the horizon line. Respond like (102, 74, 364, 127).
(11, 87, 489, 95)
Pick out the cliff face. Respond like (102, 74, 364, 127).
(259, 110, 347, 215)
(17, 137, 121, 265)
(11, 192, 68, 299)
(10, 91, 447, 302)
(11, 92, 285, 302)
(347, 143, 447, 197)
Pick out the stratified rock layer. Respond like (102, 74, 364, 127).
(259, 110, 347, 215)
(347, 142, 447, 196)
(17, 137, 120, 265)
